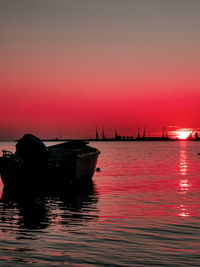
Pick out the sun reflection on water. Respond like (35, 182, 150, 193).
(179, 179, 190, 193)
(179, 204, 190, 217)
(178, 144, 192, 217)
(178, 178, 191, 217)
(179, 148, 187, 176)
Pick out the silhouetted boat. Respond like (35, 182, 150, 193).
(0, 134, 100, 190)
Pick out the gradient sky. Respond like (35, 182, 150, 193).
(0, 0, 200, 140)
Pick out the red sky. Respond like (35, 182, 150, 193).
(0, 0, 200, 140)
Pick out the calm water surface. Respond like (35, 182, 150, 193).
(0, 141, 200, 266)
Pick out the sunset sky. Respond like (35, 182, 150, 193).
(0, 0, 200, 140)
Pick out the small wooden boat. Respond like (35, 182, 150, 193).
(0, 134, 100, 190)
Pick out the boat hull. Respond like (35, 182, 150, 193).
(0, 150, 100, 190)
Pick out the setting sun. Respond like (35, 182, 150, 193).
(177, 131, 191, 140)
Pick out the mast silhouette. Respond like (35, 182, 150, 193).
(142, 127, 146, 138)
(162, 127, 165, 139)
(115, 127, 118, 139)
(102, 127, 105, 140)
(96, 127, 99, 140)
(137, 127, 140, 139)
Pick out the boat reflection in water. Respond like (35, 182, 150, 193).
(0, 177, 98, 231)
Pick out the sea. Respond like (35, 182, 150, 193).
(0, 141, 200, 267)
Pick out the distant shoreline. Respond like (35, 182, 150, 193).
(1, 138, 200, 142)
(41, 138, 200, 142)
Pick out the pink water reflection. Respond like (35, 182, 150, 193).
(179, 204, 190, 217)
(179, 179, 190, 193)
(94, 141, 200, 222)
(179, 144, 188, 176)
(177, 143, 192, 217)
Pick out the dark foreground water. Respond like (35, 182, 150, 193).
(0, 141, 200, 266)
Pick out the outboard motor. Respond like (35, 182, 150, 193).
(16, 134, 48, 168)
